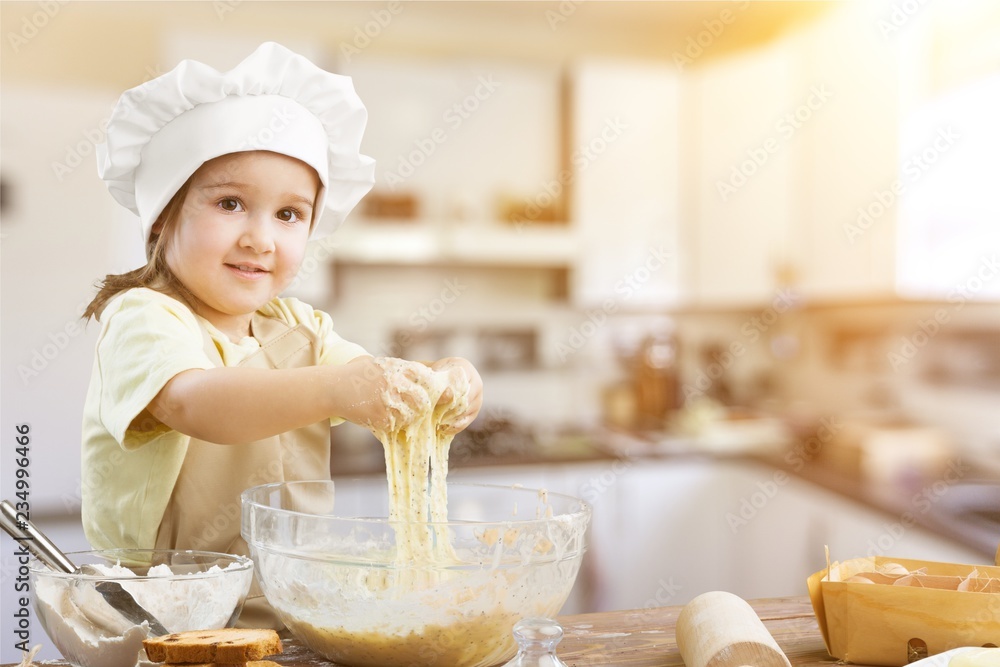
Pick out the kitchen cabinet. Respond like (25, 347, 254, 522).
(329, 57, 683, 309)
(327, 56, 578, 271)
(318, 57, 684, 313)
(791, 4, 998, 305)
(687, 2, 999, 305)
(691, 45, 794, 307)
(785, 4, 900, 300)
(329, 220, 579, 267)
(340, 57, 563, 224)
(686, 3, 900, 305)
(588, 458, 728, 611)
(502, 456, 989, 612)
(725, 460, 987, 601)
(569, 60, 681, 309)
(894, 73, 1000, 301)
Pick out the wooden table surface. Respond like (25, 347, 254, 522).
(12, 596, 847, 667)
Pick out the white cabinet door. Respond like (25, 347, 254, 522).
(787, 3, 900, 300)
(818, 485, 988, 566)
(591, 458, 728, 610)
(339, 57, 562, 224)
(571, 60, 681, 309)
(721, 462, 824, 600)
(692, 46, 794, 307)
(896, 75, 1000, 301)
(715, 460, 987, 600)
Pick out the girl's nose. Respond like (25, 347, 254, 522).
(239, 217, 275, 253)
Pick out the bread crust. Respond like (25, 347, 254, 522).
(161, 662, 282, 667)
(143, 628, 282, 663)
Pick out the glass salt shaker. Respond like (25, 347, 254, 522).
(502, 617, 569, 667)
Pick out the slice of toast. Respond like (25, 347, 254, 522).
(161, 662, 282, 667)
(143, 628, 282, 663)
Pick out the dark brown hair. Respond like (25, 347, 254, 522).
(83, 180, 198, 321)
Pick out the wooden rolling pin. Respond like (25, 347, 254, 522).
(677, 591, 793, 667)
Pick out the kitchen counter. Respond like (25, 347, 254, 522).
(613, 427, 998, 562)
(330, 425, 997, 562)
(10, 596, 842, 667)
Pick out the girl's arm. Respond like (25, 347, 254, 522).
(144, 355, 483, 444)
(145, 356, 391, 444)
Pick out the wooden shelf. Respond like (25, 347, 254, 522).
(332, 219, 579, 267)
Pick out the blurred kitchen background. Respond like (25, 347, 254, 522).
(2, 1, 999, 659)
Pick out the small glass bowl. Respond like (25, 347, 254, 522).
(29, 549, 254, 667)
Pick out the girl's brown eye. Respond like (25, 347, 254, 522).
(220, 198, 239, 212)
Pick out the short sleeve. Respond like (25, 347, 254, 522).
(313, 310, 369, 366)
(95, 289, 214, 448)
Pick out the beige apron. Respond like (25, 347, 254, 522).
(154, 312, 332, 629)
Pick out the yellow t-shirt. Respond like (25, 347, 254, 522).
(80, 287, 368, 550)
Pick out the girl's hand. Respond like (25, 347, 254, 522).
(333, 355, 482, 436)
(334, 356, 431, 433)
(430, 357, 483, 435)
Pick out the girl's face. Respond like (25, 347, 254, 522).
(163, 151, 319, 340)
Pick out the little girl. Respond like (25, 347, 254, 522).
(80, 42, 482, 624)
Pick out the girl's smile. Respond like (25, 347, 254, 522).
(162, 151, 320, 341)
(226, 262, 271, 279)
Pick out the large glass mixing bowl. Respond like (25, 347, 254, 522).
(241, 480, 590, 667)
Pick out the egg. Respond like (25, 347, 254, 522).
(878, 562, 910, 576)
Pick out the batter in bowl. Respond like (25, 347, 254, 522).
(267, 359, 576, 667)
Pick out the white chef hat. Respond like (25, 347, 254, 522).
(96, 41, 375, 242)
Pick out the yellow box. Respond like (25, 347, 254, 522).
(807, 556, 1000, 666)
